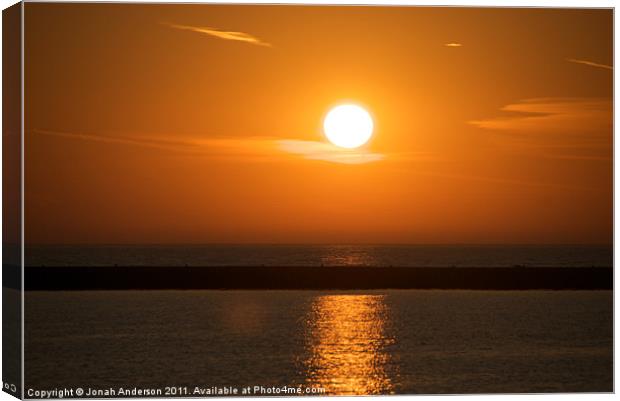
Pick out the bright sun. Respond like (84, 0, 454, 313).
(323, 104, 374, 149)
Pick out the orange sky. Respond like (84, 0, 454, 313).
(24, 4, 612, 244)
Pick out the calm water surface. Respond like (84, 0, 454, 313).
(25, 290, 612, 394)
(26, 244, 612, 267)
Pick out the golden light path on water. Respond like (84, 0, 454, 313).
(303, 294, 395, 395)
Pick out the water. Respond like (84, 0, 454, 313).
(25, 244, 612, 267)
(22, 245, 613, 394)
(24, 290, 612, 394)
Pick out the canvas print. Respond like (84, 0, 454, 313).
(2, 2, 613, 398)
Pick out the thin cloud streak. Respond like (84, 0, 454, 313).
(165, 23, 272, 47)
(469, 98, 612, 162)
(33, 129, 203, 152)
(566, 58, 612, 70)
(31, 129, 385, 165)
(32, 129, 285, 160)
(469, 98, 612, 133)
(277, 140, 384, 164)
(444, 43, 462, 47)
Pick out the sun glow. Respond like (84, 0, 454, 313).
(323, 104, 374, 149)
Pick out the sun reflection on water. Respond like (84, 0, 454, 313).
(319, 246, 380, 266)
(303, 294, 395, 395)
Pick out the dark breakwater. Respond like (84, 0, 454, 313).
(10, 265, 614, 290)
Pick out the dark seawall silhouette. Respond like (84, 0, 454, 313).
(7, 265, 614, 290)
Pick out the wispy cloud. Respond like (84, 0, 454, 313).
(32, 129, 204, 152)
(164, 23, 271, 47)
(566, 58, 612, 70)
(470, 98, 611, 133)
(444, 43, 462, 47)
(469, 98, 612, 162)
(277, 140, 384, 164)
(31, 129, 384, 165)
